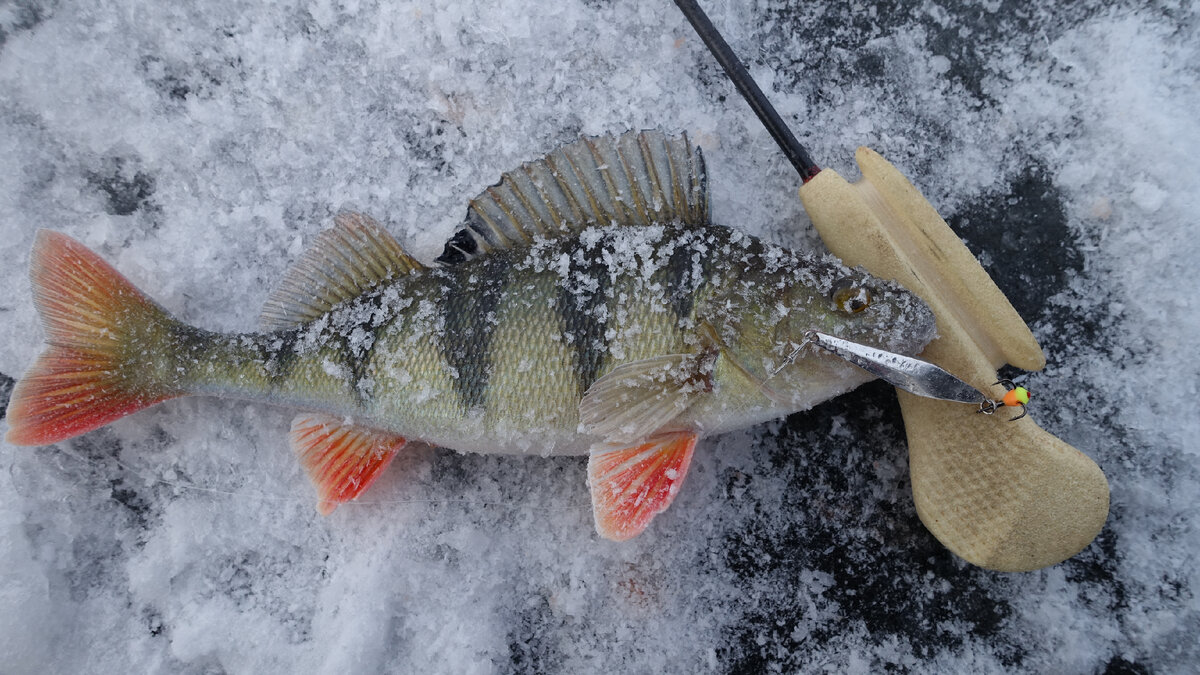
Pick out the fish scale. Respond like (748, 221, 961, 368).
(363, 223, 717, 454)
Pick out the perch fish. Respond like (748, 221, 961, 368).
(5, 130, 935, 539)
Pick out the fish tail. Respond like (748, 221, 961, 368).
(5, 231, 188, 445)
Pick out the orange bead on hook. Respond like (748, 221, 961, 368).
(980, 379, 1030, 421)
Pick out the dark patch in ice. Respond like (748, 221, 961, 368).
(0, 371, 14, 419)
(1062, 523, 1125, 609)
(138, 29, 247, 103)
(110, 476, 155, 530)
(39, 431, 176, 605)
(504, 593, 564, 675)
(141, 55, 204, 102)
(711, 0, 1158, 186)
(204, 548, 318, 644)
(66, 534, 127, 602)
(755, 0, 1132, 106)
(714, 381, 1024, 670)
(144, 606, 166, 638)
(70, 430, 129, 468)
(401, 122, 457, 178)
(953, 160, 1140, 372)
(213, 552, 260, 603)
(85, 156, 157, 217)
(1104, 656, 1152, 674)
(35, 427, 180, 546)
(0, 0, 54, 53)
(951, 161, 1079, 325)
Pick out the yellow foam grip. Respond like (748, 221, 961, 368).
(798, 148, 1109, 572)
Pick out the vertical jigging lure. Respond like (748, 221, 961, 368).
(6, 130, 937, 541)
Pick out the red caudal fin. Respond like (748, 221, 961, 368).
(587, 430, 698, 541)
(5, 231, 184, 446)
(289, 414, 407, 515)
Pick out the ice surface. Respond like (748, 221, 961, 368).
(2, 0, 1198, 672)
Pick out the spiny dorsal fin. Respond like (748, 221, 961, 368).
(437, 129, 709, 264)
(260, 212, 424, 331)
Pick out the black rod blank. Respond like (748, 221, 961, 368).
(673, 0, 821, 181)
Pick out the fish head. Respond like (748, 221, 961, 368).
(782, 258, 936, 356)
(710, 250, 936, 411)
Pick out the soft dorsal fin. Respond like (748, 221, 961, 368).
(260, 212, 424, 331)
(436, 129, 709, 264)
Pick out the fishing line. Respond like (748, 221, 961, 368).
(673, 0, 821, 182)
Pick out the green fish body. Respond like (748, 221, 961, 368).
(6, 130, 934, 539)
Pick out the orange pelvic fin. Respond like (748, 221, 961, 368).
(289, 414, 407, 515)
(6, 231, 182, 446)
(587, 430, 698, 541)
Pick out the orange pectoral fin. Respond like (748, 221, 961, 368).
(289, 414, 407, 515)
(587, 430, 698, 541)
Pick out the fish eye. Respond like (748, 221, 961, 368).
(831, 282, 872, 314)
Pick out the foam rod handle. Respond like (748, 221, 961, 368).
(798, 148, 1109, 572)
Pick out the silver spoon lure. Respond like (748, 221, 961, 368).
(795, 331, 1029, 420)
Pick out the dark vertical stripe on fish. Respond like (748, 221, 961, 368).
(343, 336, 373, 405)
(170, 324, 223, 390)
(325, 290, 390, 405)
(262, 330, 301, 389)
(557, 246, 611, 397)
(439, 256, 509, 410)
(665, 234, 699, 322)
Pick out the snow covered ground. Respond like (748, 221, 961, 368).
(1, 0, 1196, 672)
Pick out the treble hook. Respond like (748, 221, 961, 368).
(976, 379, 1030, 421)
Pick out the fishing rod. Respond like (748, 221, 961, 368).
(672, 0, 821, 182)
